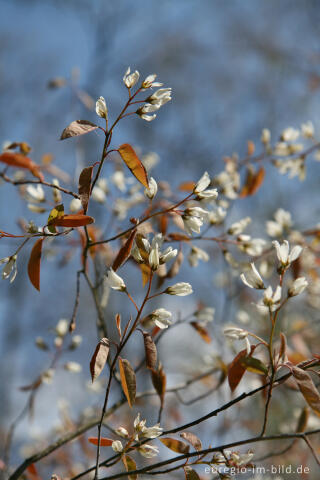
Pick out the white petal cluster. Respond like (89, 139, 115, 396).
(272, 240, 302, 267)
(266, 208, 292, 237)
(240, 263, 265, 290)
(142, 74, 163, 89)
(228, 217, 251, 235)
(1, 255, 17, 283)
(195, 306, 215, 325)
(237, 235, 266, 257)
(188, 246, 209, 267)
(55, 318, 69, 337)
(147, 308, 172, 329)
(64, 361, 82, 373)
(261, 128, 271, 145)
(111, 440, 123, 453)
(137, 87, 172, 122)
(132, 234, 177, 271)
(182, 207, 209, 235)
(256, 286, 282, 313)
(134, 413, 163, 440)
(105, 268, 126, 292)
(301, 121, 314, 138)
(165, 282, 193, 296)
(26, 185, 45, 203)
(123, 67, 140, 89)
(288, 277, 308, 297)
(193, 171, 218, 201)
(224, 327, 251, 355)
(144, 177, 158, 200)
(95, 96, 108, 119)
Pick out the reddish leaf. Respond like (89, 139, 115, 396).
(28, 239, 44, 291)
(140, 263, 151, 287)
(113, 230, 136, 271)
(143, 332, 157, 370)
(0, 152, 43, 181)
(178, 181, 196, 192)
(119, 358, 136, 407)
(60, 120, 98, 140)
(228, 346, 256, 392)
(239, 166, 265, 198)
(90, 338, 110, 382)
(160, 437, 190, 454)
(116, 313, 122, 338)
(78, 166, 93, 213)
(118, 144, 149, 188)
(51, 214, 94, 228)
(88, 437, 113, 447)
(180, 432, 202, 451)
(290, 365, 320, 417)
(167, 232, 190, 242)
(247, 140, 255, 156)
(122, 455, 137, 480)
(190, 321, 211, 343)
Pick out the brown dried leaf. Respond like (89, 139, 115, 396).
(122, 455, 137, 480)
(279, 332, 287, 361)
(241, 356, 268, 376)
(291, 365, 320, 417)
(60, 120, 98, 140)
(239, 166, 265, 198)
(90, 338, 110, 382)
(151, 363, 166, 408)
(178, 181, 196, 192)
(143, 332, 157, 370)
(0, 152, 44, 181)
(52, 214, 94, 228)
(190, 322, 211, 344)
(140, 263, 151, 287)
(113, 230, 136, 271)
(184, 467, 201, 480)
(78, 166, 93, 213)
(118, 144, 149, 188)
(180, 432, 202, 451)
(28, 239, 44, 291)
(119, 358, 136, 407)
(160, 437, 190, 454)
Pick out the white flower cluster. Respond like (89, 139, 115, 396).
(132, 233, 178, 271)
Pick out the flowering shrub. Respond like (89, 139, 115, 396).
(1, 67, 320, 479)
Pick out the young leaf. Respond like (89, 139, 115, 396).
(160, 437, 190, 454)
(118, 144, 149, 188)
(27, 239, 44, 291)
(228, 346, 256, 392)
(47, 204, 64, 233)
(190, 321, 211, 343)
(279, 332, 287, 361)
(60, 120, 98, 140)
(0, 152, 44, 181)
(239, 166, 265, 198)
(291, 365, 320, 417)
(184, 467, 201, 480)
(151, 363, 166, 408)
(140, 263, 151, 287)
(241, 356, 268, 376)
(180, 432, 202, 452)
(78, 166, 93, 213)
(51, 214, 94, 228)
(115, 313, 122, 338)
(88, 436, 113, 447)
(112, 229, 136, 272)
(119, 358, 136, 407)
(90, 338, 110, 382)
(143, 332, 157, 370)
(122, 455, 137, 480)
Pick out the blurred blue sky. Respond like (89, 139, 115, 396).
(1, 0, 320, 465)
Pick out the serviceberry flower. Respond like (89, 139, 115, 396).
(182, 207, 209, 235)
(123, 67, 140, 89)
(111, 440, 123, 453)
(240, 263, 265, 289)
(1, 255, 17, 283)
(144, 177, 158, 200)
(272, 240, 302, 267)
(95, 96, 108, 119)
(145, 308, 172, 329)
(142, 74, 163, 89)
(105, 268, 126, 292)
(288, 277, 308, 297)
(147, 88, 172, 106)
(256, 285, 282, 313)
(165, 282, 193, 296)
(224, 327, 251, 355)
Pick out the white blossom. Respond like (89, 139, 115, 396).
(69, 198, 82, 212)
(193, 171, 210, 194)
(123, 67, 140, 89)
(165, 282, 193, 296)
(266, 209, 292, 237)
(91, 186, 106, 203)
(147, 88, 172, 105)
(64, 362, 82, 373)
(105, 268, 126, 292)
(55, 319, 69, 337)
(142, 74, 163, 89)
(149, 243, 160, 271)
(301, 121, 314, 138)
(144, 177, 158, 200)
(224, 327, 251, 355)
(182, 207, 209, 235)
(1, 255, 17, 283)
(261, 128, 271, 145)
(26, 185, 45, 203)
(111, 440, 123, 453)
(95, 96, 108, 119)
(148, 308, 172, 329)
(281, 127, 300, 142)
(256, 286, 282, 313)
(115, 427, 129, 438)
(188, 246, 209, 267)
(240, 263, 265, 289)
(228, 217, 251, 235)
(195, 307, 215, 324)
(288, 277, 308, 297)
(52, 179, 62, 204)
(272, 240, 302, 267)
